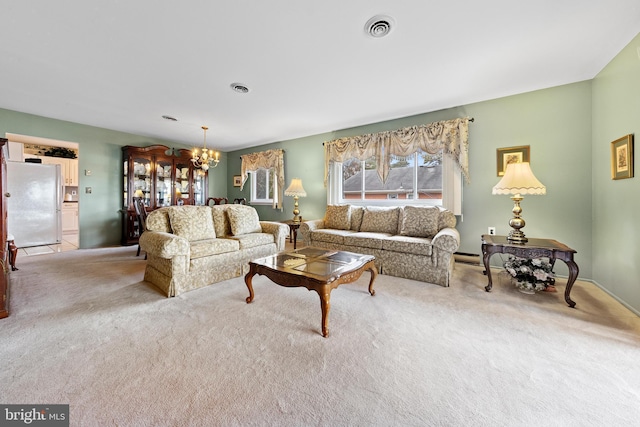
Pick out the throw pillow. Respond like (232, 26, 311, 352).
(227, 205, 262, 235)
(359, 207, 400, 235)
(324, 205, 351, 230)
(168, 206, 216, 241)
(439, 209, 457, 229)
(211, 205, 232, 237)
(145, 207, 171, 233)
(350, 206, 364, 231)
(400, 206, 440, 238)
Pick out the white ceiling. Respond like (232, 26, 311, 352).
(2, 1, 640, 151)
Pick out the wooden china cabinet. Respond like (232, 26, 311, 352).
(121, 145, 208, 245)
(0, 139, 9, 318)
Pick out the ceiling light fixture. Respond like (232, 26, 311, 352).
(230, 83, 250, 93)
(365, 15, 395, 38)
(191, 126, 220, 171)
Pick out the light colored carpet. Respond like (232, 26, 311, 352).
(1, 246, 639, 426)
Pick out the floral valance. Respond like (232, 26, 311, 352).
(240, 148, 285, 209)
(324, 117, 471, 186)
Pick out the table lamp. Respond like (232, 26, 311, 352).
(492, 162, 546, 243)
(284, 178, 307, 223)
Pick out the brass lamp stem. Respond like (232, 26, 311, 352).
(507, 194, 528, 243)
(292, 195, 301, 223)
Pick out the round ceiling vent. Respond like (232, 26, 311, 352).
(230, 83, 250, 93)
(365, 15, 395, 38)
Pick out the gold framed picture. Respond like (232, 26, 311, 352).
(233, 175, 242, 187)
(610, 134, 634, 180)
(496, 145, 530, 176)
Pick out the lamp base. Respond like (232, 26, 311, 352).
(507, 229, 528, 243)
(507, 195, 527, 243)
(292, 197, 301, 223)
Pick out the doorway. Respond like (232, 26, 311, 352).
(5, 133, 80, 257)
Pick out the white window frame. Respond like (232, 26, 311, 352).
(249, 169, 274, 205)
(328, 153, 462, 215)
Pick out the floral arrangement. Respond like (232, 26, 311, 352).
(503, 256, 555, 292)
(42, 147, 77, 159)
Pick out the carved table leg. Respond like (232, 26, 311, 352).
(292, 227, 298, 250)
(482, 245, 494, 292)
(367, 264, 378, 296)
(563, 260, 580, 308)
(318, 288, 331, 337)
(7, 239, 18, 271)
(244, 266, 256, 304)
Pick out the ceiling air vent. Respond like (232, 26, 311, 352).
(230, 83, 250, 93)
(365, 15, 395, 38)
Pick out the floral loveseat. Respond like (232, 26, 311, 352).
(139, 204, 288, 297)
(300, 205, 460, 287)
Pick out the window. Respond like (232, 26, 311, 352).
(249, 168, 274, 205)
(329, 149, 462, 213)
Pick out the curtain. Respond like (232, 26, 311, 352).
(324, 117, 471, 186)
(240, 148, 285, 209)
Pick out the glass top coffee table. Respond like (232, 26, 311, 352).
(244, 247, 378, 337)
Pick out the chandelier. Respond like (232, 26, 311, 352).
(191, 125, 220, 171)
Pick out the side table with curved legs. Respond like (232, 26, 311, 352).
(481, 234, 579, 307)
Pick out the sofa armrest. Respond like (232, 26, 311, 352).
(432, 227, 460, 253)
(300, 219, 325, 244)
(139, 231, 190, 259)
(259, 221, 289, 252)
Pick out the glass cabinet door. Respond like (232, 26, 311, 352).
(123, 159, 128, 207)
(133, 157, 152, 206)
(175, 161, 191, 205)
(155, 159, 173, 207)
(193, 168, 206, 205)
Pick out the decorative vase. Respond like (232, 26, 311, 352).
(513, 279, 545, 294)
(504, 256, 555, 295)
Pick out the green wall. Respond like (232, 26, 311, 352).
(229, 81, 594, 281)
(591, 32, 640, 312)
(0, 109, 228, 248)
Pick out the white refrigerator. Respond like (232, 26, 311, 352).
(6, 161, 63, 248)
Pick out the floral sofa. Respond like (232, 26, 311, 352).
(299, 205, 460, 287)
(139, 204, 289, 297)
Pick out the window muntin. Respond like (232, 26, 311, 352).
(339, 150, 443, 205)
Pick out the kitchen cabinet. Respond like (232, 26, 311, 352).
(121, 145, 208, 245)
(65, 159, 78, 186)
(62, 202, 79, 233)
(40, 157, 78, 186)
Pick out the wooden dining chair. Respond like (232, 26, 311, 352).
(206, 197, 228, 206)
(133, 197, 148, 259)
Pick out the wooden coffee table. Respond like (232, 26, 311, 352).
(244, 247, 377, 337)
